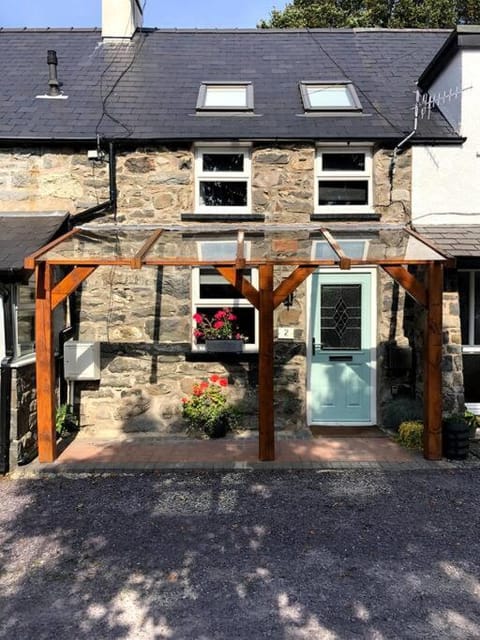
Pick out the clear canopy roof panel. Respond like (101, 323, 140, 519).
(32, 224, 447, 266)
(42, 228, 154, 263)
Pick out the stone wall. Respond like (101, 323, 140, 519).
(0, 142, 465, 437)
(9, 362, 37, 467)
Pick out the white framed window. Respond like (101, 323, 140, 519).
(459, 270, 480, 350)
(197, 82, 254, 111)
(315, 146, 373, 214)
(195, 144, 251, 214)
(192, 241, 258, 352)
(300, 82, 362, 112)
(12, 280, 36, 360)
(459, 269, 480, 406)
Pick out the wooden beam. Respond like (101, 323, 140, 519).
(131, 229, 163, 269)
(236, 230, 246, 268)
(273, 266, 317, 310)
(424, 262, 443, 460)
(24, 228, 80, 270)
(259, 264, 275, 461)
(51, 266, 97, 310)
(215, 267, 260, 309)
(321, 228, 351, 270)
(382, 265, 427, 308)
(35, 263, 56, 463)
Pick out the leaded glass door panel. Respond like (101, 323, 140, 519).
(309, 271, 375, 424)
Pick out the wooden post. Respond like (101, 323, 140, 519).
(258, 264, 275, 461)
(35, 263, 56, 462)
(424, 262, 443, 460)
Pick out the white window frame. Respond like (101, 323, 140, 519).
(0, 293, 5, 362)
(196, 82, 254, 111)
(191, 240, 258, 353)
(459, 269, 480, 353)
(195, 144, 251, 214)
(11, 281, 36, 362)
(315, 145, 373, 215)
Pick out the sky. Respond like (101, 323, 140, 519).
(0, 0, 288, 29)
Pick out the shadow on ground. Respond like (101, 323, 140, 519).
(1, 470, 480, 639)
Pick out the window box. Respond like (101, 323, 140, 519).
(205, 339, 244, 353)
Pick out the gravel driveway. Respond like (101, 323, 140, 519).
(1, 469, 479, 639)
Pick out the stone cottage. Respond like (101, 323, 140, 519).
(0, 0, 476, 468)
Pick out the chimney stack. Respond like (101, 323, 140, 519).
(102, 0, 143, 40)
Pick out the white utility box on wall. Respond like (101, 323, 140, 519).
(63, 341, 101, 381)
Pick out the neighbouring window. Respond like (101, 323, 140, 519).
(315, 147, 373, 213)
(192, 241, 258, 352)
(458, 270, 480, 403)
(300, 82, 362, 112)
(197, 82, 254, 111)
(195, 145, 251, 214)
(12, 279, 36, 359)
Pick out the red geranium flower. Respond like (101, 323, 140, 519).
(210, 374, 220, 382)
(219, 378, 228, 387)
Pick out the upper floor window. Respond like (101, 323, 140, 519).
(315, 146, 373, 214)
(300, 82, 362, 112)
(197, 82, 254, 111)
(195, 145, 251, 214)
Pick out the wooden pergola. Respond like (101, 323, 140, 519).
(24, 223, 449, 464)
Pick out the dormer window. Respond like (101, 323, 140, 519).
(197, 82, 254, 111)
(300, 81, 362, 111)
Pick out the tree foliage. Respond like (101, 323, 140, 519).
(259, 0, 480, 29)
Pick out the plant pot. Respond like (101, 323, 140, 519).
(204, 419, 228, 439)
(442, 416, 470, 460)
(205, 339, 243, 353)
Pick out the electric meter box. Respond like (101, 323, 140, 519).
(63, 341, 100, 381)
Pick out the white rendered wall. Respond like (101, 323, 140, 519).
(412, 50, 480, 225)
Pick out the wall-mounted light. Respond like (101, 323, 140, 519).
(283, 293, 294, 309)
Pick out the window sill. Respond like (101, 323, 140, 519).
(186, 351, 258, 362)
(311, 213, 380, 222)
(181, 213, 265, 222)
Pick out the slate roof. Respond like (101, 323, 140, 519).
(415, 225, 480, 257)
(0, 212, 68, 271)
(0, 27, 459, 143)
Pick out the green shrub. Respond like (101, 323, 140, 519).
(383, 396, 423, 432)
(396, 420, 423, 450)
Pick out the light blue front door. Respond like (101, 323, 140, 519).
(309, 271, 374, 424)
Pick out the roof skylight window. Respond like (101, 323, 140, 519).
(197, 82, 254, 111)
(300, 81, 362, 111)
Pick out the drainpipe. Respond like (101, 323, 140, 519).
(70, 140, 118, 225)
(0, 288, 14, 475)
(389, 89, 420, 198)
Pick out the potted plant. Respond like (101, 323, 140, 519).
(464, 410, 478, 440)
(193, 307, 248, 352)
(55, 404, 79, 438)
(181, 375, 238, 438)
(442, 413, 470, 460)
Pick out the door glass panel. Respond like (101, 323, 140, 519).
(321, 284, 361, 350)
